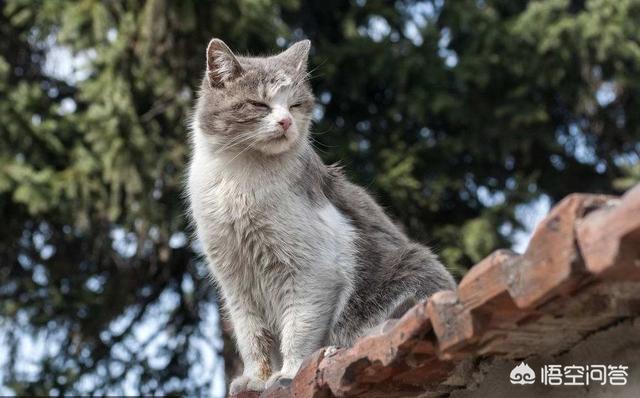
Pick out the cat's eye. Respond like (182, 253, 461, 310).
(248, 100, 270, 109)
(289, 103, 303, 110)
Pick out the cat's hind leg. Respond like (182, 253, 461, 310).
(330, 243, 456, 346)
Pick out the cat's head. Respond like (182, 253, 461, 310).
(194, 38, 314, 156)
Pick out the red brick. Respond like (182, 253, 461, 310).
(291, 348, 331, 398)
(505, 193, 612, 308)
(576, 184, 640, 279)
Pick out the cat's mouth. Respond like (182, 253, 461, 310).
(266, 131, 289, 142)
(257, 129, 298, 155)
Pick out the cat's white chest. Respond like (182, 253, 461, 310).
(191, 164, 351, 267)
(188, 150, 356, 329)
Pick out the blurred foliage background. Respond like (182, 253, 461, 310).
(1, 0, 639, 395)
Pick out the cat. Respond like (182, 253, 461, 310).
(186, 38, 456, 394)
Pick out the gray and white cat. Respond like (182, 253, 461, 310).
(187, 38, 456, 394)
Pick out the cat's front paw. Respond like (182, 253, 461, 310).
(229, 374, 266, 395)
(265, 371, 295, 390)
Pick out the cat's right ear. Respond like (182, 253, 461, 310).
(206, 38, 243, 88)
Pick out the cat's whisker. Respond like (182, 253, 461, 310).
(216, 138, 253, 154)
(215, 134, 257, 153)
(220, 138, 261, 169)
(309, 139, 327, 155)
(312, 129, 332, 136)
(311, 137, 336, 149)
(302, 59, 325, 82)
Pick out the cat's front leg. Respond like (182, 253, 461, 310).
(226, 300, 274, 394)
(266, 294, 334, 388)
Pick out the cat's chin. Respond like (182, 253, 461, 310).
(257, 132, 300, 156)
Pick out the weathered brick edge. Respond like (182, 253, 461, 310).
(234, 184, 640, 398)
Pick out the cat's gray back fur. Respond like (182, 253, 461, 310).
(300, 151, 456, 344)
(187, 38, 455, 394)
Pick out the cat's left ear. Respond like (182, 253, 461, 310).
(276, 40, 311, 73)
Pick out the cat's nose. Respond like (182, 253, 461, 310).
(278, 117, 292, 131)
